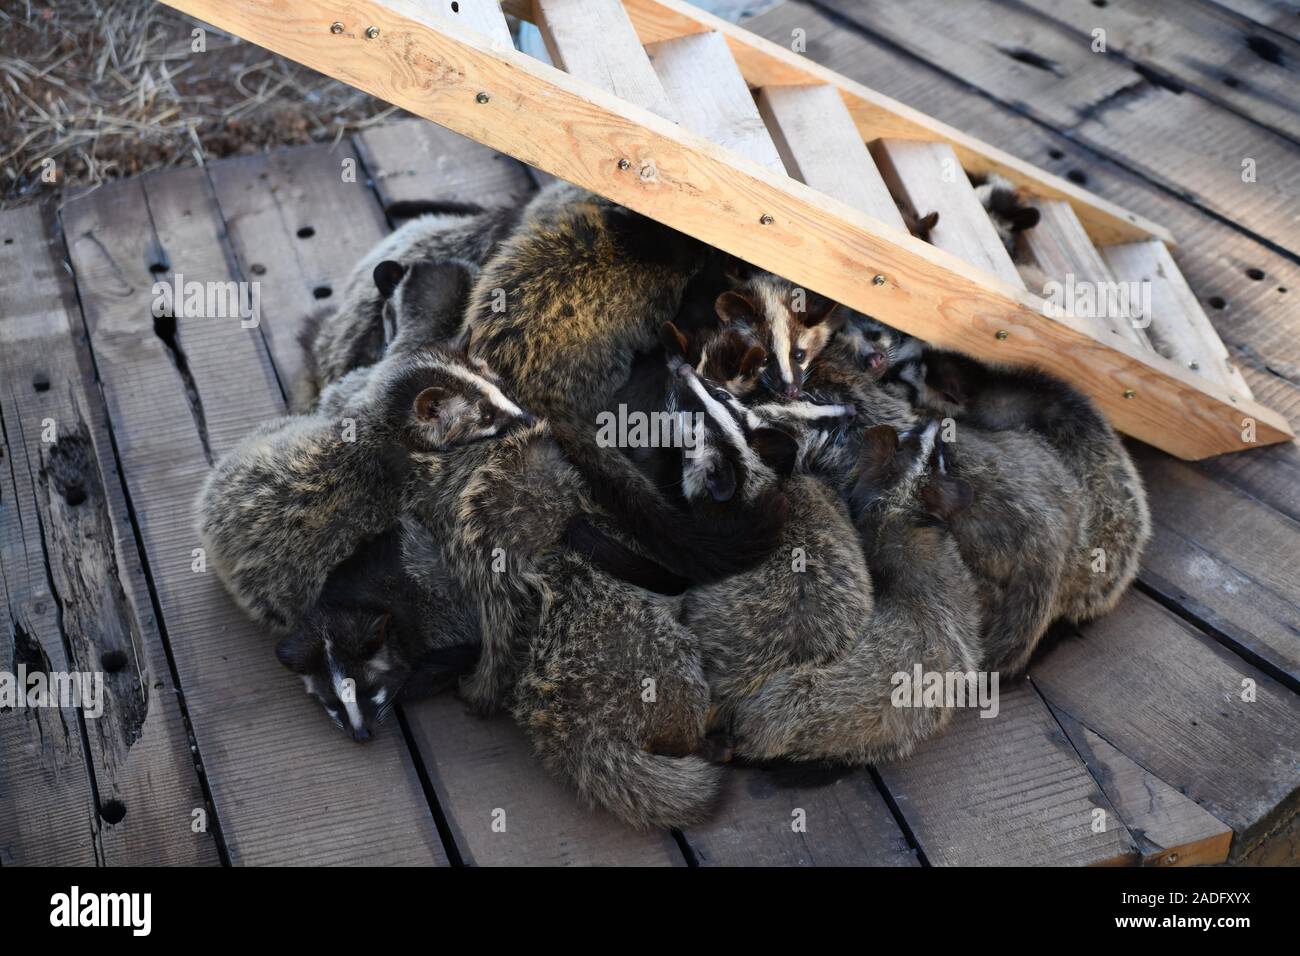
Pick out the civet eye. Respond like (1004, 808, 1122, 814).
(480, 409, 496, 427)
(793, 349, 807, 363)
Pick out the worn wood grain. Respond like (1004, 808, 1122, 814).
(156, 0, 1293, 459)
(0, 208, 100, 865)
(1014, 0, 1300, 141)
(60, 171, 447, 866)
(206, 142, 389, 402)
(533, 0, 678, 120)
(757, 83, 908, 230)
(1103, 240, 1253, 396)
(817, 0, 1300, 257)
(683, 764, 918, 866)
(1032, 590, 1300, 859)
(0, 204, 220, 866)
(1020, 200, 1152, 349)
(615, 0, 1173, 246)
(1051, 708, 1234, 866)
(871, 138, 1026, 288)
(406, 696, 683, 865)
(875, 682, 1139, 866)
(1208, 0, 1300, 43)
(646, 31, 785, 171)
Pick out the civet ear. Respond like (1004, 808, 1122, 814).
(413, 386, 451, 421)
(275, 632, 324, 674)
(750, 427, 799, 479)
(373, 260, 408, 299)
(859, 424, 900, 478)
(660, 321, 690, 359)
(715, 290, 759, 326)
(921, 476, 974, 522)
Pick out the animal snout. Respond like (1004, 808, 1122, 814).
(865, 351, 886, 370)
(783, 382, 801, 398)
(351, 726, 373, 743)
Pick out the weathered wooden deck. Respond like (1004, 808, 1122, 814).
(2, 0, 1298, 866)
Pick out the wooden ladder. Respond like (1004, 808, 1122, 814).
(159, 0, 1293, 459)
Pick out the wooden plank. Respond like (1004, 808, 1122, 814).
(155, 0, 1293, 459)
(1015, 0, 1300, 141)
(387, 0, 513, 47)
(1050, 708, 1234, 866)
(1209, 0, 1300, 43)
(206, 142, 389, 399)
(682, 765, 918, 866)
(1032, 590, 1300, 859)
(815, 0, 1300, 258)
(1127, 442, 1300, 686)
(1103, 240, 1254, 397)
(532, 0, 678, 120)
(614, 0, 1172, 246)
(355, 118, 535, 206)
(1020, 200, 1152, 349)
(61, 171, 447, 866)
(875, 683, 1140, 866)
(756, 83, 908, 230)
(0, 204, 219, 866)
(407, 696, 683, 865)
(646, 31, 785, 171)
(0, 208, 100, 865)
(871, 138, 1026, 288)
(744, 1, 1299, 514)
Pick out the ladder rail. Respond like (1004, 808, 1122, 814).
(154, 0, 1291, 458)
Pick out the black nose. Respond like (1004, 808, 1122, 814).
(351, 726, 372, 743)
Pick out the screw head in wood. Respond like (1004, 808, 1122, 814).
(476, 91, 491, 104)
(364, 26, 380, 39)
(1123, 389, 1136, 399)
(618, 158, 631, 170)
(330, 21, 344, 34)
(1189, 360, 1200, 370)
(995, 329, 1009, 340)
(759, 214, 774, 225)
(872, 274, 886, 286)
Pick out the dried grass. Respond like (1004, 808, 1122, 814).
(0, 0, 401, 207)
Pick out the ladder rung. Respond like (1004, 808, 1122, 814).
(1102, 240, 1253, 399)
(1022, 200, 1153, 350)
(395, 0, 514, 47)
(646, 31, 785, 172)
(870, 139, 1025, 289)
(757, 84, 907, 232)
(532, 0, 677, 121)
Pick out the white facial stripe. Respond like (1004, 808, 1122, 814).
(440, 362, 524, 418)
(683, 371, 747, 450)
(751, 401, 851, 422)
(372, 688, 388, 707)
(769, 294, 793, 385)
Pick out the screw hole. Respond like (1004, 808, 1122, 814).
(1048, 148, 1064, 160)
(297, 226, 315, 239)
(99, 800, 127, 825)
(1245, 267, 1264, 280)
(313, 286, 333, 300)
(1066, 169, 1088, 185)
(1208, 296, 1226, 309)
(102, 649, 128, 672)
(33, 373, 50, 393)
(1223, 75, 1241, 89)
(250, 263, 266, 275)
(451, 0, 460, 10)
(3, 237, 13, 245)
(148, 261, 168, 275)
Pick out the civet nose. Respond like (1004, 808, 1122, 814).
(866, 351, 886, 370)
(783, 382, 801, 398)
(351, 726, 372, 743)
